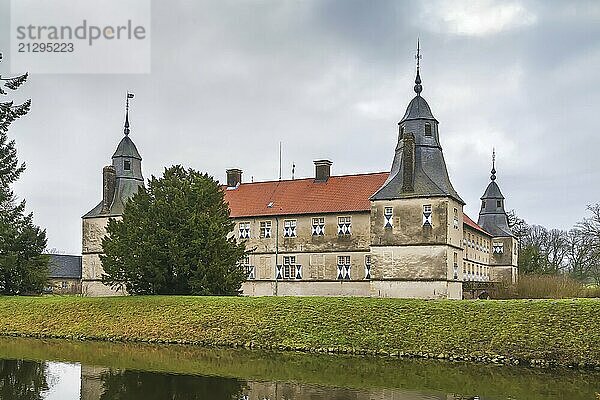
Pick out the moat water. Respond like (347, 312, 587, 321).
(0, 337, 598, 400)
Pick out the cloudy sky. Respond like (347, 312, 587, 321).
(1, 0, 599, 254)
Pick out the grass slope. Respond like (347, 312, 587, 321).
(0, 296, 599, 367)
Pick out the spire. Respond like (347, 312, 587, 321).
(491, 148, 496, 181)
(414, 38, 422, 95)
(124, 92, 134, 136)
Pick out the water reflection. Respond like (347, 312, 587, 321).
(0, 337, 598, 400)
(0, 359, 48, 400)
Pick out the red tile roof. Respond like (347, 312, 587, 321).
(224, 172, 486, 235)
(463, 213, 490, 236)
(223, 172, 388, 218)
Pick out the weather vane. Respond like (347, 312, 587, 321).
(124, 91, 134, 136)
(414, 39, 423, 95)
(415, 38, 421, 71)
(491, 148, 497, 181)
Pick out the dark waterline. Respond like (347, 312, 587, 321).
(0, 337, 598, 399)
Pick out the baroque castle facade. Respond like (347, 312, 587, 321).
(82, 59, 518, 299)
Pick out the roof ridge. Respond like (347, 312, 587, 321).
(228, 171, 389, 186)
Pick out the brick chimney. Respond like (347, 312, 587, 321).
(314, 160, 332, 182)
(101, 165, 116, 213)
(226, 168, 242, 188)
(401, 133, 415, 192)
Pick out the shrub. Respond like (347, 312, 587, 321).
(494, 274, 600, 299)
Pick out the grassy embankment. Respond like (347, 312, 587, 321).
(0, 296, 599, 368)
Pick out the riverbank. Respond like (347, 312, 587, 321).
(0, 296, 599, 368)
(2, 337, 600, 400)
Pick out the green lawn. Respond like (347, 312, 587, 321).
(0, 296, 599, 367)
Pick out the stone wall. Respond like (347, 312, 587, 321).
(241, 279, 462, 299)
(81, 216, 125, 296)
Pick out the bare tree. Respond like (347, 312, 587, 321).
(577, 204, 600, 284)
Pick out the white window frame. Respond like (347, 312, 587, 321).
(311, 217, 325, 236)
(240, 255, 254, 280)
(283, 219, 297, 238)
(384, 206, 393, 228)
(281, 255, 300, 280)
(259, 220, 272, 238)
(238, 222, 251, 239)
(364, 255, 371, 280)
(337, 255, 351, 280)
(422, 204, 432, 227)
(338, 216, 352, 236)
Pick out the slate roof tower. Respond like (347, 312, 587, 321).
(477, 151, 511, 237)
(81, 93, 144, 296)
(477, 151, 518, 283)
(371, 42, 462, 204)
(369, 42, 465, 299)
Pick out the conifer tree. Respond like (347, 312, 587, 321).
(0, 53, 48, 294)
(101, 165, 247, 295)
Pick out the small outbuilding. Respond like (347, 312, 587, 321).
(47, 254, 82, 294)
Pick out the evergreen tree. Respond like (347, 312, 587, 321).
(101, 165, 247, 295)
(0, 53, 49, 294)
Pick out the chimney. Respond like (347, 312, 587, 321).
(314, 159, 332, 182)
(101, 165, 116, 213)
(226, 168, 242, 188)
(401, 133, 415, 192)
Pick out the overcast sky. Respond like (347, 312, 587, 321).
(1, 0, 599, 254)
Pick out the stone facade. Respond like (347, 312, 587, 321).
(82, 60, 518, 299)
(81, 103, 143, 296)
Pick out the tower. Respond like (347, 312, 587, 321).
(369, 43, 465, 299)
(81, 93, 144, 296)
(477, 151, 518, 283)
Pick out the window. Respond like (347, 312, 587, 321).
(240, 255, 254, 280)
(238, 222, 250, 239)
(124, 159, 131, 171)
(493, 242, 504, 254)
(364, 255, 371, 280)
(497, 200, 502, 208)
(283, 220, 297, 238)
(338, 216, 352, 235)
(259, 221, 272, 238)
(400, 125, 405, 139)
(453, 252, 459, 280)
(384, 207, 393, 228)
(481, 200, 486, 209)
(453, 208, 459, 229)
(424, 123, 432, 137)
(312, 217, 325, 236)
(279, 255, 300, 280)
(337, 255, 351, 280)
(422, 204, 432, 227)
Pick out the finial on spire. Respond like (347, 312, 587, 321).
(124, 92, 134, 136)
(491, 148, 497, 181)
(414, 38, 423, 95)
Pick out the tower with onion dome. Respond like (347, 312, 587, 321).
(81, 93, 144, 296)
(369, 42, 465, 299)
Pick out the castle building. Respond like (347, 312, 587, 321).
(81, 95, 143, 296)
(82, 53, 518, 299)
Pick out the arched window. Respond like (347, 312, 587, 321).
(424, 123, 432, 137)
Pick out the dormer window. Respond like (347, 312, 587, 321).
(124, 160, 131, 171)
(424, 123, 432, 137)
